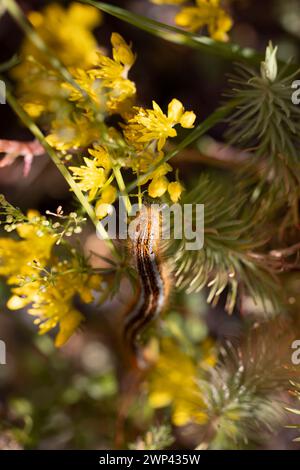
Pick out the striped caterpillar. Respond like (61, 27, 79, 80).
(124, 204, 170, 368)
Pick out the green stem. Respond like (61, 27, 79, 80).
(0, 55, 20, 73)
(80, 0, 263, 64)
(127, 100, 237, 192)
(3, 84, 117, 256)
(137, 172, 143, 209)
(113, 165, 132, 214)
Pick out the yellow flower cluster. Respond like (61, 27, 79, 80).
(29, 3, 101, 67)
(69, 144, 117, 218)
(135, 157, 184, 202)
(44, 31, 135, 151)
(0, 211, 101, 346)
(152, 0, 233, 41)
(46, 115, 101, 151)
(13, 4, 197, 206)
(12, 2, 102, 120)
(66, 96, 194, 205)
(91, 33, 136, 114)
(123, 99, 195, 201)
(148, 338, 215, 426)
(124, 99, 195, 152)
(0, 211, 56, 283)
(69, 146, 112, 200)
(63, 33, 136, 116)
(10, 259, 101, 347)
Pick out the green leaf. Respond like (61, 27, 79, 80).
(80, 0, 262, 64)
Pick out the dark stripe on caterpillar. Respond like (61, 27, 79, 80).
(124, 205, 169, 367)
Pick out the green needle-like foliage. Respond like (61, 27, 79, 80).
(196, 322, 296, 449)
(129, 425, 174, 450)
(170, 173, 282, 314)
(225, 62, 300, 197)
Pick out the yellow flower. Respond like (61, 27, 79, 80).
(129, 152, 176, 201)
(88, 145, 112, 171)
(28, 261, 101, 347)
(54, 309, 84, 347)
(148, 339, 209, 426)
(70, 156, 107, 201)
(70, 145, 114, 203)
(8, 257, 102, 347)
(15, 65, 69, 120)
(140, 158, 172, 182)
(62, 68, 105, 110)
(111, 32, 136, 68)
(7, 280, 40, 311)
(0, 216, 101, 348)
(175, 0, 233, 41)
(95, 185, 117, 219)
(148, 176, 169, 198)
(0, 212, 56, 281)
(14, 3, 101, 73)
(46, 114, 100, 151)
(89, 33, 136, 114)
(12, 3, 102, 122)
(168, 181, 184, 202)
(123, 99, 196, 151)
(23, 102, 45, 119)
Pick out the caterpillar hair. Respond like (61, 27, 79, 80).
(124, 204, 170, 368)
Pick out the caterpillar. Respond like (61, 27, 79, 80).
(124, 204, 170, 368)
